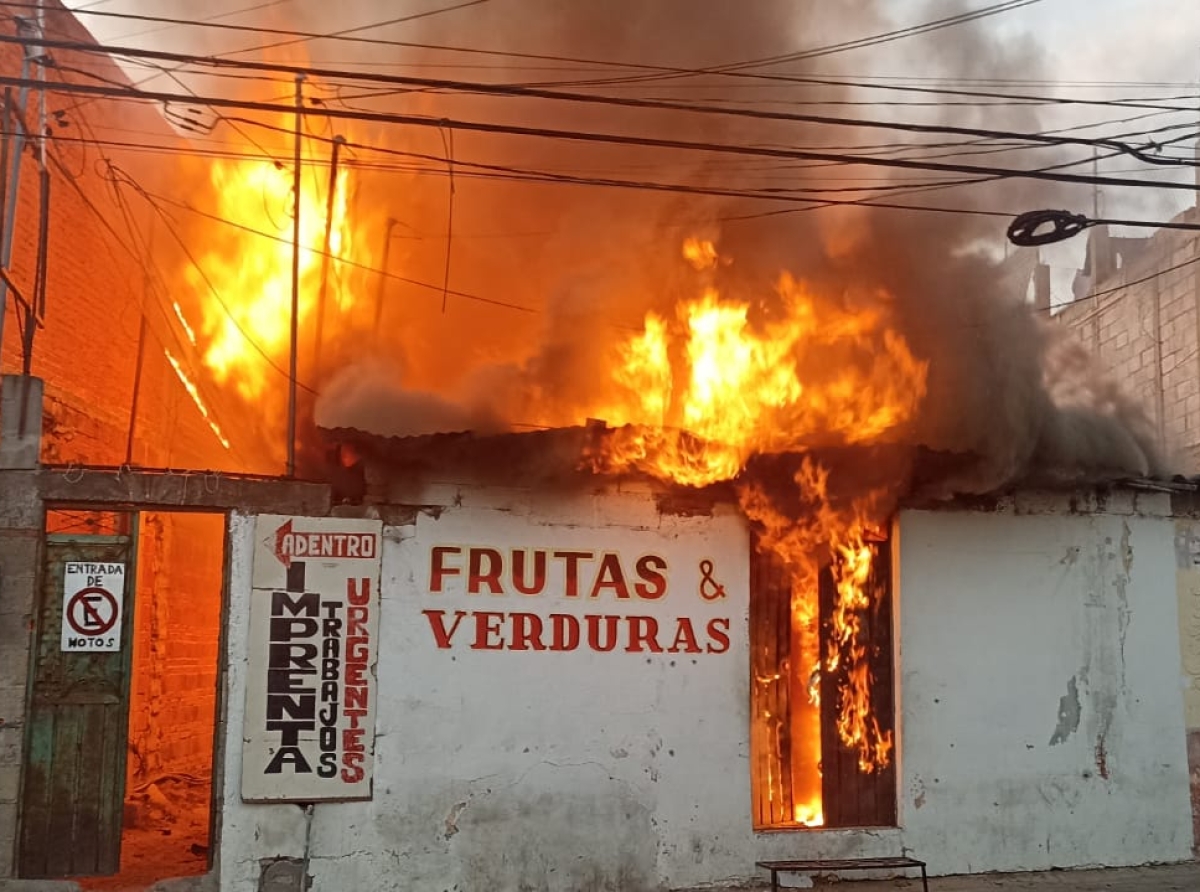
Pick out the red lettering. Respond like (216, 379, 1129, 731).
(344, 707, 367, 726)
(423, 609, 468, 648)
(550, 614, 580, 651)
(345, 686, 368, 710)
(625, 615, 663, 653)
(585, 614, 619, 652)
(343, 726, 366, 753)
(346, 636, 370, 663)
(341, 752, 365, 783)
(430, 547, 462, 592)
(634, 555, 668, 600)
(589, 552, 630, 599)
(347, 577, 371, 606)
(347, 606, 369, 637)
(706, 618, 730, 654)
(509, 612, 547, 651)
(511, 549, 547, 595)
(472, 611, 506, 650)
(668, 617, 702, 654)
(554, 551, 594, 597)
(346, 663, 367, 687)
(468, 548, 505, 594)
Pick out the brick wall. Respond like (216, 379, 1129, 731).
(0, 4, 272, 475)
(1055, 212, 1200, 472)
(127, 512, 225, 785)
(0, 4, 262, 876)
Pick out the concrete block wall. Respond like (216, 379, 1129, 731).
(1056, 223, 1200, 472)
(0, 471, 42, 877)
(1176, 518, 1200, 854)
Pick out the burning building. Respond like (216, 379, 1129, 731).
(204, 429, 1198, 891)
(0, 0, 1197, 889)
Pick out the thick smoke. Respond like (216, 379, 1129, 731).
(178, 0, 1163, 491)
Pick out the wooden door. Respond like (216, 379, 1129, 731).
(18, 532, 136, 878)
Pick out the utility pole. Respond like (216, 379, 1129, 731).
(313, 134, 344, 385)
(0, 13, 39, 359)
(27, 0, 49, 375)
(286, 74, 305, 478)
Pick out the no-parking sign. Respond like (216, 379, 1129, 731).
(61, 562, 126, 652)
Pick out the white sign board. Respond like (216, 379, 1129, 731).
(242, 515, 383, 802)
(61, 562, 125, 652)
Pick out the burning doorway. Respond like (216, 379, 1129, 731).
(750, 531, 897, 829)
(18, 509, 226, 888)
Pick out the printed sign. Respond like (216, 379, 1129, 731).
(61, 562, 125, 652)
(242, 515, 383, 802)
(420, 545, 732, 656)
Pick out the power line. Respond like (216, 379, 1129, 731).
(38, 137, 255, 464)
(710, 0, 1048, 71)
(220, 0, 494, 59)
(3, 70, 1197, 199)
(537, 0, 1049, 88)
(105, 0, 288, 44)
(11, 1, 1193, 113)
(7, 31, 1197, 170)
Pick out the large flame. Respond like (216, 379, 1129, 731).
(592, 241, 926, 488)
(592, 238, 926, 826)
(182, 117, 359, 410)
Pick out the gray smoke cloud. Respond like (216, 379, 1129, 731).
(160, 0, 1164, 492)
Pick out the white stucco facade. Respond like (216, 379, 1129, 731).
(215, 485, 1194, 891)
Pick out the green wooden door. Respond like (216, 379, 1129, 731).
(18, 533, 136, 878)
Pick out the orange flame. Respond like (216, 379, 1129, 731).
(184, 119, 358, 407)
(594, 238, 925, 825)
(593, 240, 926, 487)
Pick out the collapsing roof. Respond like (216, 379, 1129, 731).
(316, 420, 1193, 510)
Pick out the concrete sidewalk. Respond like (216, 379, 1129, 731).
(696, 862, 1200, 892)
(1, 863, 1197, 891)
(913, 863, 1199, 892)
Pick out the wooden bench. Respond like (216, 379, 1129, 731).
(756, 856, 928, 892)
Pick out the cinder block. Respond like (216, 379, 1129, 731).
(0, 764, 19, 803)
(0, 805, 14, 878)
(0, 727, 21, 767)
(0, 475, 40, 529)
(0, 687, 23, 729)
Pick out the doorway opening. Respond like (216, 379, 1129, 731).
(749, 534, 898, 830)
(19, 508, 227, 890)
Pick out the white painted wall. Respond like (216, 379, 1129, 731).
(217, 487, 1194, 891)
(893, 494, 1193, 873)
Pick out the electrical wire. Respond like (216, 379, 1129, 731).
(6, 1, 1195, 113)
(533, 0, 1049, 89)
(2, 69, 1197, 200)
(105, 0, 289, 44)
(220, 0, 494, 59)
(6, 31, 1196, 171)
(37, 137, 256, 465)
